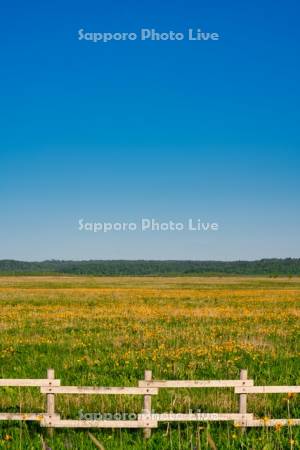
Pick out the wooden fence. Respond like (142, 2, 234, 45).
(0, 369, 299, 437)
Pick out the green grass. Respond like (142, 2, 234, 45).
(0, 276, 299, 449)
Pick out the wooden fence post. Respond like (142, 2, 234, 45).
(239, 369, 247, 432)
(46, 369, 55, 435)
(143, 370, 152, 439)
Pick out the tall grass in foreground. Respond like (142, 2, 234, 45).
(0, 276, 299, 449)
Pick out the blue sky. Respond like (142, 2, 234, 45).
(0, 0, 299, 260)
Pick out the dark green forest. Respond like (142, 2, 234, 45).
(0, 259, 299, 276)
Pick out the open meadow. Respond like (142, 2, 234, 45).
(0, 276, 299, 449)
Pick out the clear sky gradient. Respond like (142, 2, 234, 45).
(1, 0, 299, 260)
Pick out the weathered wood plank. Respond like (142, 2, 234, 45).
(46, 369, 55, 436)
(41, 386, 158, 395)
(139, 380, 254, 388)
(139, 413, 253, 422)
(143, 370, 152, 439)
(235, 386, 300, 394)
(0, 379, 60, 387)
(239, 369, 248, 433)
(41, 419, 158, 428)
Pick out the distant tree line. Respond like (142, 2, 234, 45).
(0, 259, 299, 276)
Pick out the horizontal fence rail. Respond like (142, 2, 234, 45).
(41, 418, 158, 429)
(139, 413, 254, 422)
(235, 386, 300, 394)
(139, 380, 254, 388)
(40, 386, 157, 395)
(0, 369, 299, 437)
